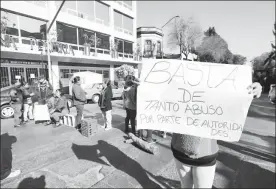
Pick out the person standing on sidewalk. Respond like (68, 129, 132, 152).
(38, 75, 51, 104)
(123, 75, 137, 134)
(9, 79, 23, 128)
(171, 82, 262, 188)
(98, 80, 113, 131)
(21, 82, 34, 124)
(72, 76, 86, 130)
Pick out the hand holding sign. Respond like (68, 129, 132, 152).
(137, 59, 253, 142)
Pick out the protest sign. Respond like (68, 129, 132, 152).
(137, 59, 253, 142)
(33, 104, 50, 121)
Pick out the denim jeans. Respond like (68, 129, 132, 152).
(125, 108, 136, 133)
(75, 104, 84, 128)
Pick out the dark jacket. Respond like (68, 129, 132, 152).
(9, 85, 23, 105)
(53, 96, 69, 113)
(171, 134, 219, 159)
(30, 81, 40, 103)
(123, 85, 137, 110)
(21, 86, 33, 104)
(72, 84, 86, 106)
(98, 86, 113, 111)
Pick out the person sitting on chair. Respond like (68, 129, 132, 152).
(46, 89, 69, 127)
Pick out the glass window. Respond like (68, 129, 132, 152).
(57, 1, 77, 16)
(26, 68, 39, 84)
(96, 32, 110, 50)
(77, 1, 95, 22)
(114, 11, 123, 29)
(103, 70, 109, 79)
(18, 15, 47, 40)
(123, 15, 133, 33)
(0, 67, 10, 88)
(71, 69, 79, 73)
(78, 28, 95, 46)
(144, 40, 152, 56)
(1, 11, 19, 36)
(60, 69, 70, 78)
(39, 68, 48, 79)
(57, 22, 77, 44)
(157, 41, 161, 55)
(96, 70, 102, 74)
(115, 38, 123, 53)
(95, 1, 109, 26)
(124, 41, 133, 54)
(10, 67, 25, 84)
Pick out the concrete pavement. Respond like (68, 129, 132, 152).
(1, 97, 275, 188)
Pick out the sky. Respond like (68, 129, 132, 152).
(137, 1, 275, 61)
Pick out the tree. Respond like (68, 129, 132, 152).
(115, 64, 135, 79)
(198, 52, 216, 62)
(264, 23, 276, 69)
(168, 17, 204, 59)
(251, 52, 273, 70)
(232, 54, 247, 65)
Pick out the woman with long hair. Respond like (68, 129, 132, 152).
(98, 79, 113, 131)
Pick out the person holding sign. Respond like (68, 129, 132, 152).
(171, 82, 262, 188)
(123, 75, 138, 134)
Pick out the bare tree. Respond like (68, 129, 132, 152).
(168, 17, 204, 59)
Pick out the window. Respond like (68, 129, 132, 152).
(113, 11, 133, 35)
(95, 1, 109, 26)
(144, 40, 152, 56)
(96, 70, 102, 74)
(57, 22, 78, 44)
(77, 1, 95, 21)
(122, 15, 133, 33)
(78, 28, 95, 46)
(157, 41, 162, 55)
(96, 33, 110, 50)
(103, 70, 109, 79)
(71, 69, 79, 73)
(10, 68, 25, 84)
(0, 67, 10, 88)
(60, 69, 70, 78)
(114, 11, 123, 30)
(39, 68, 48, 79)
(32, 1, 47, 8)
(115, 38, 123, 53)
(26, 68, 39, 84)
(1, 11, 19, 36)
(18, 15, 47, 40)
(124, 41, 133, 54)
(57, 1, 77, 16)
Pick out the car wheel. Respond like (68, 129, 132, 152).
(92, 94, 100, 103)
(1, 105, 15, 119)
(67, 99, 73, 108)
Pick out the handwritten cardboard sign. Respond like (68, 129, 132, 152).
(137, 59, 253, 142)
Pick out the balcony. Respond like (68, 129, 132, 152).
(1, 34, 139, 63)
(115, 26, 133, 36)
(115, 1, 132, 11)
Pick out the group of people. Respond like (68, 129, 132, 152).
(9, 75, 51, 128)
(7, 72, 263, 188)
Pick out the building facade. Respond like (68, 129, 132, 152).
(136, 27, 163, 59)
(1, 1, 139, 91)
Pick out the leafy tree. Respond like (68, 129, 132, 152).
(251, 52, 273, 70)
(168, 17, 204, 59)
(264, 23, 276, 69)
(232, 54, 247, 65)
(115, 64, 135, 79)
(199, 52, 216, 62)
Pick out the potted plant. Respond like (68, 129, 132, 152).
(83, 33, 90, 56)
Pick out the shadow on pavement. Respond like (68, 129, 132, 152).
(17, 175, 46, 188)
(71, 140, 161, 188)
(1, 133, 17, 181)
(247, 106, 275, 122)
(218, 141, 276, 163)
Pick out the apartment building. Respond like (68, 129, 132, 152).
(0, 1, 139, 91)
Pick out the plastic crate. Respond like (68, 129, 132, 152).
(80, 118, 99, 137)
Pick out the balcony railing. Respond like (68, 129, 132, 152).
(115, 1, 132, 11)
(1, 34, 138, 61)
(115, 26, 133, 36)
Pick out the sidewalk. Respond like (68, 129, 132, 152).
(1, 100, 275, 188)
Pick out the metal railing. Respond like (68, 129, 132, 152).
(115, 1, 132, 11)
(115, 26, 133, 36)
(1, 34, 137, 60)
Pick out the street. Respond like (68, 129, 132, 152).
(1, 96, 275, 188)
